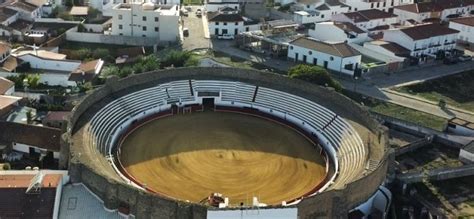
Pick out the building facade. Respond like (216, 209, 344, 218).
(288, 37, 362, 75)
(110, 2, 180, 42)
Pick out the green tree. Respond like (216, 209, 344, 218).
(92, 48, 110, 59)
(101, 65, 120, 77)
(161, 50, 192, 68)
(2, 163, 11, 170)
(141, 55, 160, 71)
(26, 109, 33, 124)
(288, 64, 342, 91)
(26, 74, 40, 88)
(119, 66, 133, 78)
(184, 55, 199, 67)
(70, 48, 91, 60)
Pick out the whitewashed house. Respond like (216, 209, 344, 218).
(340, 0, 413, 12)
(208, 8, 260, 37)
(332, 9, 398, 34)
(110, 2, 180, 42)
(309, 21, 369, 44)
(383, 23, 459, 59)
(205, 0, 240, 12)
(0, 44, 12, 64)
(293, 1, 350, 24)
(288, 37, 362, 75)
(394, 0, 473, 25)
(0, 7, 19, 27)
(7, 1, 44, 21)
(449, 17, 474, 47)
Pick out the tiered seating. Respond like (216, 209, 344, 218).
(255, 87, 366, 188)
(87, 80, 367, 189)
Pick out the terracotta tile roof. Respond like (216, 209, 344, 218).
(449, 118, 474, 129)
(0, 7, 18, 23)
(290, 37, 360, 57)
(379, 41, 411, 56)
(0, 77, 14, 95)
(0, 174, 61, 188)
(9, 1, 39, 12)
(395, 0, 474, 13)
(43, 111, 70, 122)
(1, 56, 20, 72)
(450, 16, 474, 27)
(0, 121, 61, 151)
(0, 95, 20, 110)
(69, 59, 104, 82)
(0, 173, 61, 219)
(400, 23, 459, 40)
(0, 43, 10, 55)
(207, 12, 244, 22)
(343, 9, 396, 23)
(333, 22, 365, 34)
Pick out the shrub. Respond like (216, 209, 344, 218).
(288, 64, 342, 91)
(2, 163, 11, 170)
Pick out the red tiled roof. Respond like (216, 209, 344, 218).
(343, 9, 396, 23)
(43, 111, 70, 121)
(400, 23, 459, 40)
(0, 121, 61, 151)
(291, 37, 360, 57)
(380, 42, 411, 56)
(0, 77, 14, 95)
(450, 16, 474, 27)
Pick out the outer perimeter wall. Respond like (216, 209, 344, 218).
(64, 67, 388, 219)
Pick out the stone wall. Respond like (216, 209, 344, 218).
(65, 67, 388, 219)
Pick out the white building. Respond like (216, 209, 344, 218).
(0, 43, 12, 64)
(0, 7, 19, 27)
(7, 1, 43, 21)
(110, 2, 180, 42)
(383, 23, 459, 59)
(394, 0, 473, 25)
(208, 9, 260, 37)
(340, 0, 413, 12)
(288, 37, 362, 75)
(205, 0, 240, 12)
(449, 16, 474, 46)
(309, 21, 369, 44)
(332, 9, 398, 33)
(293, 1, 350, 24)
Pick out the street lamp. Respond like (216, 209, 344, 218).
(353, 76, 359, 92)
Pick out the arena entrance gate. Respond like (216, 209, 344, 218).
(202, 98, 215, 110)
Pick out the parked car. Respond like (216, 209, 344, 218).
(183, 28, 189, 37)
(458, 55, 472, 62)
(196, 8, 202, 17)
(217, 34, 234, 40)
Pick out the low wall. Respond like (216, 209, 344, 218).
(66, 67, 387, 219)
(65, 27, 174, 46)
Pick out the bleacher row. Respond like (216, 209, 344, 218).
(87, 80, 367, 189)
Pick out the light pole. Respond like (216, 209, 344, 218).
(353, 76, 359, 93)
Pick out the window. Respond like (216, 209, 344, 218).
(119, 24, 123, 29)
(321, 14, 324, 18)
(222, 29, 228, 34)
(308, 51, 312, 55)
(224, 22, 227, 25)
(330, 56, 334, 61)
(246, 27, 249, 31)
(118, 15, 123, 20)
(155, 27, 159, 32)
(142, 34, 146, 37)
(235, 22, 238, 25)
(344, 63, 354, 70)
(143, 16, 147, 21)
(290, 46, 294, 50)
(119, 33, 123, 35)
(376, 2, 379, 7)
(216, 22, 219, 25)
(371, 3, 374, 8)
(383, 2, 386, 7)
(143, 26, 147, 31)
(306, 5, 309, 8)
(155, 17, 159, 22)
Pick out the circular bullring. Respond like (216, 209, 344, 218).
(65, 67, 388, 219)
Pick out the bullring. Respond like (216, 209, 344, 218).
(64, 67, 388, 218)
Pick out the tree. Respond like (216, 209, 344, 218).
(288, 64, 342, 91)
(26, 74, 40, 88)
(141, 55, 160, 72)
(161, 50, 192, 68)
(119, 66, 133, 78)
(101, 65, 120, 78)
(26, 109, 33, 124)
(92, 48, 110, 59)
(184, 55, 199, 67)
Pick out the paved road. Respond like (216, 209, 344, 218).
(212, 41, 474, 122)
(181, 6, 210, 51)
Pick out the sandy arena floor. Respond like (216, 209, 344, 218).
(119, 111, 326, 206)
